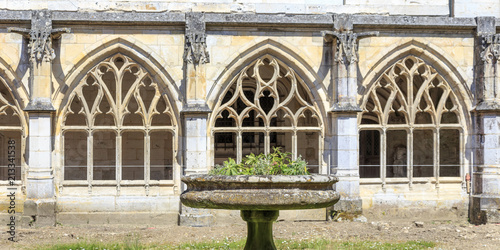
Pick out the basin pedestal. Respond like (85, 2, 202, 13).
(241, 210, 279, 250)
(180, 175, 339, 250)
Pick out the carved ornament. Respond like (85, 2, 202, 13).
(8, 10, 69, 63)
(322, 31, 379, 65)
(480, 34, 500, 63)
(183, 33, 210, 64)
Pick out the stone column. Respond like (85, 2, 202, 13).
(178, 12, 214, 226)
(471, 17, 500, 224)
(322, 14, 378, 218)
(9, 10, 69, 227)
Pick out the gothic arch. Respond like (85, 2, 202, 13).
(0, 57, 28, 185)
(55, 44, 181, 193)
(207, 39, 329, 117)
(209, 52, 326, 173)
(361, 40, 472, 126)
(54, 37, 183, 116)
(0, 53, 29, 111)
(358, 45, 471, 183)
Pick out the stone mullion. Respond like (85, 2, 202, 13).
(435, 128, 440, 190)
(88, 132, 93, 194)
(459, 130, 465, 188)
(319, 133, 326, 175)
(381, 128, 387, 188)
(408, 128, 413, 188)
(116, 133, 122, 195)
(292, 130, 297, 161)
(264, 130, 270, 155)
(172, 131, 180, 195)
(432, 128, 438, 182)
(145, 132, 150, 196)
(236, 131, 242, 163)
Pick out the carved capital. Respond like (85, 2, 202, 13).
(480, 34, 500, 63)
(8, 10, 70, 63)
(183, 33, 210, 64)
(322, 31, 378, 65)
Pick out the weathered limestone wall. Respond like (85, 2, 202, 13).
(455, 0, 500, 18)
(0, 8, 497, 225)
(0, 0, 452, 16)
(2, 0, 498, 18)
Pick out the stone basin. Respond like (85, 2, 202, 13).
(180, 174, 340, 250)
(181, 174, 340, 210)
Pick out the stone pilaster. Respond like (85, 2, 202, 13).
(178, 12, 214, 227)
(471, 16, 500, 224)
(8, 10, 69, 227)
(183, 12, 210, 108)
(322, 14, 378, 217)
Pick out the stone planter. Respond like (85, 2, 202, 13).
(181, 175, 339, 250)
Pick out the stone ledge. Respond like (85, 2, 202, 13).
(353, 15, 476, 28)
(474, 100, 500, 112)
(330, 103, 362, 113)
(205, 13, 332, 26)
(24, 98, 56, 112)
(0, 10, 484, 30)
(52, 11, 185, 25)
(181, 103, 212, 114)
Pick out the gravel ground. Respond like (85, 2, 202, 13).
(2, 218, 500, 249)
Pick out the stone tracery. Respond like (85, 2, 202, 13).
(0, 77, 23, 182)
(212, 55, 323, 173)
(359, 56, 463, 182)
(62, 54, 177, 191)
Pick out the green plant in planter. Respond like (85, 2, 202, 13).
(210, 147, 309, 175)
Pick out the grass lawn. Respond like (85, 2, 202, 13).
(36, 238, 436, 250)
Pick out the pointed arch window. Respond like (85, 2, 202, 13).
(212, 55, 323, 173)
(359, 56, 463, 181)
(0, 77, 23, 184)
(62, 54, 177, 189)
